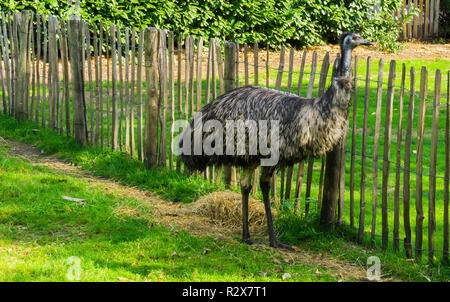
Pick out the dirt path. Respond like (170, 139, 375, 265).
(4, 138, 382, 281)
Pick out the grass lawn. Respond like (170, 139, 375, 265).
(0, 133, 352, 282)
(0, 114, 449, 281)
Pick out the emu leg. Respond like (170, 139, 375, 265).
(260, 167, 293, 250)
(240, 167, 259, 245)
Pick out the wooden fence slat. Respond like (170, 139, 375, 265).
(144, 27, 159, 168)
(275, 46, 285, 201)
(203, 38, 213, 179)
(184, 35, 190, 119)
(284, 48, 295, 200)
(74, 20, 83, 134)
(130, 28, 136, 156)
(235, 40, 239, 88)
(14, 11, 29, 122)
(357, 56, 371, 243)
(415, 66, 427, 261)
(205, 38, 212, 105)
(286, 48, 294, 93)
(393, 63, 406, 251)
(188, 36, 195, 117)
(293, 50, 308, 203)
(349, 56, 358, 227)
(60, 20, 71, 136)
(117, 26, 124, 149)
(35, 14, 42, 122)
(214, 41, 224, 183)
(265, 46, 269, 88)
(211, 38, 216, 101)
(251, 42, 261, 195)
(253, 43, 258, 86)
(168, 31, 175, 169)
(209, 38, 216, 179)
(125, 27, 131, 152)
(297, 50, 307, 96)
(295, 161, 305, 211)
(175, 33, 183, 170)
(403, 67, 415, 258)
(196, 36, 203, 111)
(68, 18, 88, 145)
(158, 29, 168, 168)
(92, 23, 99, 144)
(428, 69, 440, 263)
(10, 13, 17, 117)
(444, 70, 449, 263)
(381, 60, 396, 250)
(27, 13, 34, 121)
(99, 22, 104, 147)
(41, 15, 47, 127)
(317, 52, 330, 209)
(110, 25, 119, 150)
(223, 41, 236, 189)
(304, 51, 317, 214)
(371, 59, 384, 244)
(1, 13, 12, 115)
(433, 0, 440, 36)
(136, 30, 144, 161)
(85, 22, 94, 143)
(425, 0, 430, 38)
(215, 41, 224, 95)
(275, 46, 285, 90)
(420, 0, 424, 38)
(244, 43, 248, 86)
(402, 0, 407, 39)
(0, 26, 6, 113)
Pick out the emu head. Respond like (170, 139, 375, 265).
(340, 32, 373, 52)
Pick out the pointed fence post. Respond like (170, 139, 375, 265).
(15, 10, 30, 122)
(223, 41, 236, 189)
(68, 17, 88, 145)
(143, 27, 159, 169)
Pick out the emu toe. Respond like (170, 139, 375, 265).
(242, 238, 262, 245)
(270, 241, 294, 250)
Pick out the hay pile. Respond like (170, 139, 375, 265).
(190, 191, 271, 230)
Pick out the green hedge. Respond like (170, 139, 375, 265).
(0, 0, 414, 51)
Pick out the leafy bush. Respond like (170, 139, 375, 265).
(0, 0, 416, 51)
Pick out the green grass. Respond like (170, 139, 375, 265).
(0, 114, 221, 203)
(275, 209, 450, 282)
(0, 137, 352, 282)
(1, 113, 449, 281)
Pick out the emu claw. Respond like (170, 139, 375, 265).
(270, 241, 294, 250)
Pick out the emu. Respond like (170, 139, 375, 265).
(179, 33, 372, 249)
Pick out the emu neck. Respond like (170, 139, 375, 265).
(337, 47, 353, 77)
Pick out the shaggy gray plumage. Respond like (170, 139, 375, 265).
(179, 33, 372, 172)
(180, 76, 352, 171)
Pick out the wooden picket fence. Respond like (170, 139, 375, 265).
(0, 11, 449, 263)
(399, 0, 442, 39)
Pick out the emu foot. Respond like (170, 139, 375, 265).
(242, 238, 261, 245)
(270, 241, 294, 250)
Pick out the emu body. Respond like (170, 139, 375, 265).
(181, 77, 352, 171)
(179, 33, 372, 249)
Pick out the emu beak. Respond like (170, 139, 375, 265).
(360, 39, 373, 46)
